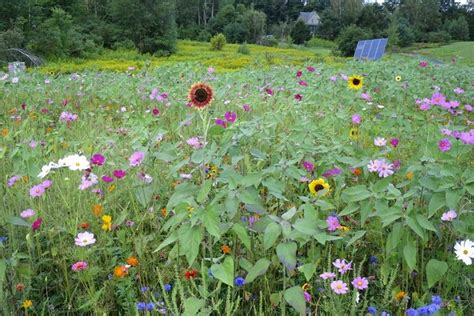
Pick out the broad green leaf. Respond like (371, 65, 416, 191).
(134, 186, 155, 207)
(293, 218, 317, 235)
(282, 207, 297, 221)
(302, 262, 316, 281)
(403, 241, 417, 271)
(339, 204, 359, 216)
(406, 217, 425, 240)
(240, 173, 262, 187)
(346, 230, 366, 248)
(416, 214, 437, 232)
(245, 258, 270, 283)
(276, 242, 297, 271)
(264, 222, 281, 250)
(341, 185, 372, 202)
(210, 256, 234, 287)
(202, 206, 221, 238)
(153, 231, 178, 253)
(428, 192, 445, 218)
(426, 259, 448, 288)
(232, 223, 251, 250)
(284, 286, 306, 315)
(7, 216, 29, 227)
(196, 180, 212, 203)
(313, 233, 342, 245)
(183, 297, 205, 315)
(178, 225, 203, 266)
(314, 199, 335, 211)
(446, 189, 461, 209)
(191, 149, 205, 163)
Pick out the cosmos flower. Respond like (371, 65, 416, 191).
(242, 104, 251, 112)
(352, 114, 361, 125)
(390, 138, 399, 148)
(351, 276, 369, 290)
(20, 209, 36, 218)
(322, 168, 342, 178)
(129, 151, 145, 167)
(59, 111, 78, 122)
(294, 94, 303, 101)
(37, 162, 60, 178)
(58, 154, 90, 171)
(441, 210, 457, 221)
(332, 259, 352, 274)
(91, 154, 106, 166)
(113, 169, 127, 179)
(319, 272, 336, 280)
(303, 161, 314, 172)
(71, 261, 88, 272)
(298, 80, 308, 86)
(75, 232, 96, 247)
(32, 217, 43, 231)
(454, 239, 473, 265)
(224, 111, 237, 123)
(307, 66, 315, 72)
(79, 173, 98, 190)
(296, 70, 302, 77)
(360, 92, 372, 101)
(102, 175, 114, 183)
(330, 280, 349, 294)
(453, 87, 464, 94)
(187, 137, 206, 149)
(188, 82, 213, 109)
(30, 184, 45, 198)
(367, 160, 381, 172)
(419, 61, 428, 67)
(377, 159, 394, 178)
(215, 118, 227, 128)
(7, 175, 20, 187)
(374, 137, 387, 146)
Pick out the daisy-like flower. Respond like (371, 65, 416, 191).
(188, 82, 213, 109)
(20, 209, 36, 218)
(395, 75, 402, 81)
(441, 210, 457, 222)
(91, 153, 106, 166)
(330, 280, 349, 294)
(453, 87, 464, 94)
(187, 137, 206, 149)
(454, 239, 474, 265)
(352, 114, 361, 125)
(374, 137, 387, 146)
(129, 151, 145, 167)
(332, 259, 352, 274)
(71, 261, 88, 272)
(377, 159, 394, 178)
(30, 184, 45, 198)
(38, 162, 60, 178)
(308, 178, 330, 196)
(79, 173, 98, 190)
(58, 154, 90, 171)
(303, 161, 314, 172)
(75, 231, 96, 247)
(438, 138, 451, 152)
(367, 160, 381, 172)
(326, 215, 341, 231)
(348, 75, 363, 90)
(319, 272, 336, 280)
(351, 276, 369, 290)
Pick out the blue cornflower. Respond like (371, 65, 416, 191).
(136, 302, 146, 311)
(431, 295, 442, 306)
(427, 303, 440, 314)
(164, 284, 172, 292)
(406, 308, 418, 316)
(0, 236, 7, 243)
(140, 286, 149, 293)
(369, 255, 377, 264)
(381, 312, 391, 316)
(368, 306, 377, 315)
(417, 306, 429, 315)
(234, 276, 245, 287)
(146, 302, 155, 311)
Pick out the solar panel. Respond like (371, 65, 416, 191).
(353, 38, 387, 61)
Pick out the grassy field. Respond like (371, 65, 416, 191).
(414, 41, 474, 66)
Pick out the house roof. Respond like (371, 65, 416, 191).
(298, 11, 320, 26)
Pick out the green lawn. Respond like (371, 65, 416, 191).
(414, 41, 474, 66)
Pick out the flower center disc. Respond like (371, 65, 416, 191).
(315, 184, 324, 191)
(352, 78, 360, 85)
(195, 89, 208, 102)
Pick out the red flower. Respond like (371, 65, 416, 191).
(184, 269, 198, 280)
(32, 217, 43, 231)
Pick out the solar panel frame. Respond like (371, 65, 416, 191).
(354, 38, 388, 61)
(354, 40, 366, 59)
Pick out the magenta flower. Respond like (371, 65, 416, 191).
(326, 215, 341, 231)
(224, 111, 237, 123)
(431, 93, 446, 105)
(296, 70, 303, 77)
(40, 179, 52, 189)
(215, 118, 227, 128)
(59, 111, 78, 122)
(390, 138, 399, 148)
(32, 217, 43, 231)
(294, 94, 303, 101)
(438, 138, 451, 152)
(152, 107, 160, 116)
(102, 175, 114, 183)
(7, 175, 20, 187)
(319, 272, 336, 280)
(351, 276, 369, 290)
(330, 280, 349, 294)
(303, 161, 314, 172)
(441, 210, 457, 222)
(322, 168, 342, 177)
(20, 209, 36, 218)
(307, 66, 315, 72)
(304, 291, 311, 302)
(420, 102, 431, 111)
(243, 104, 251, 112)
(352, 114, 361, 125)
(129, 151, 145, 167)
(298, 80, 308, 87)
(91, 153, 106, 166)
(464, 105, 472, 112)
(332, 259, 352, 274)
(419, 61, 428, 68)
(113, 169, 127, 179)
(265, 88, 273, 96)
(71, 261, 88, 272)
(30, 185, 45, 198)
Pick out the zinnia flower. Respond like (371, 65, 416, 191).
(129, 151, 145, 167)
(188, 82, 213, 109)
(71, 261, 88, 272)
(351, 276, 369, 290)
(330, 280, 349, 294)
(113, 169, 127, 179)
(303, 161, 314, 172)
(441, 210, 457, 221)
(32, 217, 42, 231)
(352, 114, 361, 125)
(126, 256, 139, 267)
(184, 269, 198, 280)
(91, 153, 106, 166)
(454, 239, 474, 265)
(224, 111, 237, 123)
(114, 265, 129, 278)
(75, 231, 96, 247)
(30, 184, 45, 198)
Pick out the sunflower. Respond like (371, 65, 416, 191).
(308, 178, 330, 196)
(395, 75, 402, 81)
(348, 75, 363, 90)
(349, 127, 360, 140)
(188, 82, 214, 109)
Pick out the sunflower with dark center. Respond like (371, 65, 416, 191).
(188, 82, 213, 109)
(308, 178, 330, 196)
(348, 75, 363, 90)
(395, 75, 402, 81)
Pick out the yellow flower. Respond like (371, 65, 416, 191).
(406, 171, 414, 180)
(348, 75, 363, 90)
(395, 75, 402, 81)
(108, 184, 116, 192)
(395, 291, 407, 301)
(1, 128, 9, 137)
(338, 225, 351, 232)
(308, 178, 330, 196)
(101, 215, 112, 231)
(22, 299, 33, 309)
(102, 215, 112, 223)
(349, 127, 359, 140)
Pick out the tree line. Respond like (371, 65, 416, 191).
(0, 0, 472, 61)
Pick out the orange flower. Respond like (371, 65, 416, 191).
(406, 171, 414, 180)
(16, 283, 25, 292)
(221, 245, 231, 254)
(161, 208, 168, 217)
(92, 204, 103, 216)
(395, 291, 407, 301)
(114, 266, 128, 278)
(351, 168, 362, 176)
(126, 256, 139, 267)
(188, 82, 214, 109)
(1, 128, 8, 137)
(46, 127, 54, 133)
(79, 222, 90, 229)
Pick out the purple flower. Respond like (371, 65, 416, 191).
(30, 185, 45, 198)
(102, 175, 114, 183)
(431, 93, 446, 105)
(304, 291, 311, 302)
(361, 93, 372, 101)
(419, 102, 431, 111)
(332, 259, 352, 274)
(242, 104, 251, 112)
(20, 209, 36, 218)
(351, 276, 369, 290)
(265, 88, 273, 96)
(224, 111, 237, 123)
(307, 66, 315, 72)
(352, 114, 361, 125)
(390, 138, 399, 148)
(187, 137, 206, 149)
(215, 118, 227, 128)
(326, 215, 341, 232)
(438, 138, 451, 152)
(7, 175, 20, 187)
(294, 94, 303, 101)
(79, 173, 98, 190)
(319, 272, 336, 280)
(322, 168, 342, 178)
(32, 217, 43, 231)
(441, 210, 457, 221)
(91, 153, 106, 166)
(464, 104, 472, 112)
(303, 161, 314, 172)
(113, 169, 127, 179)
(40, 179, 52, 189)
(59, 111, 78, 122)
(454, 87, 464, 94)
(129, 151, 145, 167)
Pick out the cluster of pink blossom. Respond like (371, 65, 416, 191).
(367, 159, 395, 178)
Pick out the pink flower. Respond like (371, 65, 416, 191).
(454, 87, 464, 94)
(79, 173, 98, 190)
(360, 93, 372, 101)
(8, 175, 20, 187)
(91, 153, 106, 166)
(113, 169, 127, 179)
(20, 209, 36, 218)
(306, 66, 315, 72)
(32, 217, 43, 231)
(326, 215, 341, 232)
(352, 114, 361, 125)
(207, 67, 215, 74)
(30, 185, 45, 198)
(420, 102, 431, 111)
(332, 259, 352, 274)
(441, 210, 457, 222)
(243, 104, 251, 112)
(351, 276, 369, 290)
(102, 175, 114, 183)
(265, 88, 273, 96)
(187, 137, 206, 149)
(374, 137, 387, 146)
(294, 94, 303, 101)
(390, 138, 399, 148)
(215, 118, 227, 128)
(74, 231, 96, 247)
(464, 104, 472, 112)
(152, 107, 160, 116)
(129, 151, 145, 167)
(40, 179, 52, 189)
(59, 111, 78, 122)
(367, 160, 381, 172)
(329, 76, 337, 82)
(419, 61, 428, 68)
(431, 93, 446, 105)
(438, 138, 451, 152)
(319, 272, 336, 280)
(296, 70, 303, 77)
(304, 291, 311, 302)
(303, 161, 314, 172)
(225, 111, 237, 123)
(377, 159, 394, 178)
(330, 280, 349, 294)
(298, 80, 308, 87)
(71, 261, 88, 272)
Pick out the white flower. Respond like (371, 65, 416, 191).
(11, 77, 19, 84)
(374, 137, 387, 146)
(377, 159, 394, 178)
(454, 239, 474, 265)
(38, 162, 60, 178)
(441, 210, 457, 222)
(74, 232, 96, 247)
(367, 160, 380, 172)
(58, 154, 90, 171)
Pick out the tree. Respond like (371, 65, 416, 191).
(291, 20, 311, 44)
(336, 25, 372, 57)
(443, 16, 470, 40)
(357, 4, 389, 38)
(242, 9, 267, 43)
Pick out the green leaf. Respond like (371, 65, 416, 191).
(313, 233, 342, 245)
(245, 258, 271, 283)
(232, 223, 251, 250)
(210, 256, 234, 287)
(314, 199, 335, 211)
(240, 173, 262, 187)
(202, 206, 221, 238)
(346, 230, 366, 248)
(191, 149, 205, 163)
(134, 186, 154, 207)
(339, 204, 359, 216)
(208, 124, 225, 136)
(197, 180, 212, 203)
(178, 225, 203, 266)
(341, 185, 372, 202)
(403, 241, 417, 271)
(406, 217, 425, 240)
(153, 231, 178, 253)
(183, 297, 205, 315)
(7, 216, 29, 227)
(416, 214, 437, 232)
(302, 262, 316, 281)
(284, 286, 306, 315)
(446, 189, 461, 209)
(428, 192, 445, 218)
(426, 259, 448, 288)
(264, 222, 281, 250)
(293, 218, 317, 235)
(276, 242, 297, 271)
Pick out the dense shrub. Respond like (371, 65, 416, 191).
(259, 35, 279, 47)
(305, 37, 336, 49)
(210, 33, 226, 50)
(237, 42, 250, 54)
(335, 25, 372, 57)
(397, 20, 416, 48)
(224, 22, 246, 43)
(426, 31, 452, 43)
(291, 20, 311, 45)
(443, 16, 470, 40)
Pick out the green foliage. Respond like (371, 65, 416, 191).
(210, 33, 227, 51)
(237, 42, 250, 55)
(443, 16, 470, 40)
(305, 37, 336, 49)
(290, 20, 311, 45)
(335, 25, 372, 57)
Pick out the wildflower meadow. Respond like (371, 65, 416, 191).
(1, 56, 473, 315)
